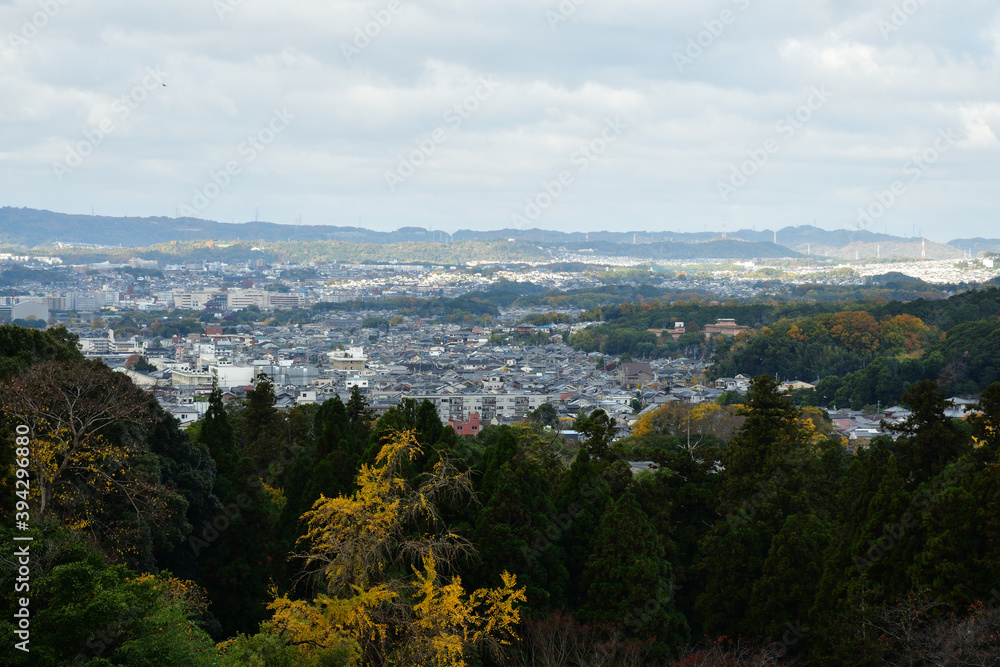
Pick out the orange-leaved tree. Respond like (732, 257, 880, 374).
(262, 429, 525, 666)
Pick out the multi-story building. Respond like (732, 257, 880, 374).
(227, 289, 268, 310)
(328, 346, 367, 372)
(448, 412, 482, 436)
(172, 290, 220, 310)
(266, 292, 306, 309)
(410, 392, 552, 423)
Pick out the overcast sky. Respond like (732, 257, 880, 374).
(1, 0, 997, 239)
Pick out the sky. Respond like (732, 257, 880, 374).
(1, 0, 998, 240)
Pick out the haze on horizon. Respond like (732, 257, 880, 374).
(1, 0, 998, 241)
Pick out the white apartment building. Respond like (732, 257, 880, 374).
(409, 393, 552, 423)
(227, 289, 268, 310)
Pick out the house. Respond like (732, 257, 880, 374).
(779, 380, 816, 393)
(702, 318, 751, 337)
(295, 389, 318, 405)
(715, 377, 739, 391)
(647, 322, 686, 341)
(448, 412, 482, 437)
(328, 346, 367, 372)
(617, 362, 653, 388)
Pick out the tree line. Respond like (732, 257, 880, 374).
(4, 322, 1000, 664)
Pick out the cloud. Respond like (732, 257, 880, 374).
(0, 0, 997, 239)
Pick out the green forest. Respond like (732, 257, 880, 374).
(571, 287, 1000, 405)
(4, 322, 1000, 664)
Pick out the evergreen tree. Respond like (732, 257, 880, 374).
(552, 449, 610, 607)
(473, 452, 568, 610)
(583, 492, 689, 658)
(149, 408, 222, 582)
(809, 440, 896, 663)
(345, 384, 373, 443)
(199, 384, 238, 501)
(910, 458, 981, 606)
(315, 394, 356, 460)
(415, 398, 443, 447)
(720, 374, 802, 510)
(889, 379, 969, 487)
(633, 447, 722, 625)
(695, 500, 778, 638)
(279, 395, 363, 578)
(574, 408, 617, 460)
(198, 381, 282, 637)
(747, 512, 830, 640)
(242, 372, 283, 472)
(478, 426, 518, 498)
(696, 375, 831, 638)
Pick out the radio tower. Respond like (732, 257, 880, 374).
(722, 218, 727, 240)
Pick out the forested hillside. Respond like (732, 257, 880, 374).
(5, 324, 1000, 664)
(572, 287, 1000, 405)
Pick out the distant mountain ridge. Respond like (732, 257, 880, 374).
(0, 208, 994, 260)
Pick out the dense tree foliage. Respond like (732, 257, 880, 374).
(8, 313, 1000, 664)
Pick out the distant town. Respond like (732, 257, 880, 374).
(4, 242, 992, 450)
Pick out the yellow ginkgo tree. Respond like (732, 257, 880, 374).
(262, 429, 525, 667)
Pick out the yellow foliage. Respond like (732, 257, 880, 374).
(405, 556, 526, 667)
(264, 430, 525, 665)
(261, 481, 287, 511)
(631, 402, 742, 444)
(130, 573, 211, 616)
(262, 591, 365, 661)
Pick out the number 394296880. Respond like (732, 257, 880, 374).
(14, 426, 31, 521)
